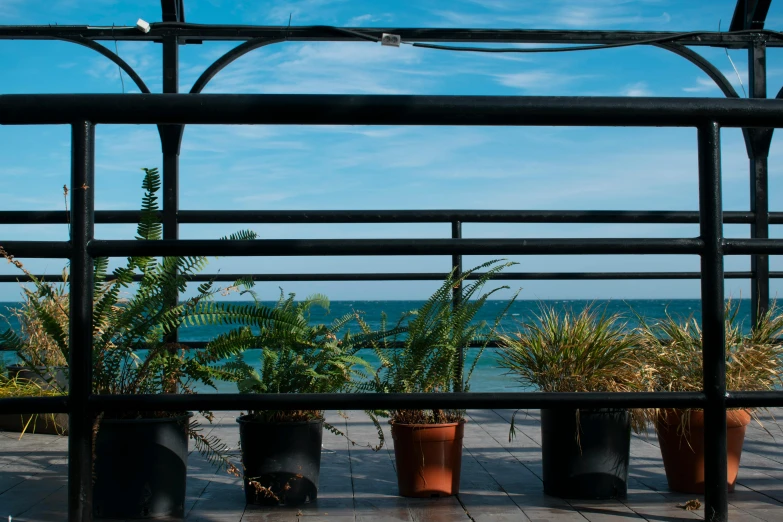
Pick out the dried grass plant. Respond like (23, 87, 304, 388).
(0, 252, 69, 370)
(635, 301, 783, 402)
(0, 370, 66, 436)
(497, 303, 648, 436)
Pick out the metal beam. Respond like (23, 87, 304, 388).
(68, 121, 95, 522)
(5, 94, 783, 127)
(747, 36, 773, 323)
(161, 0, 186, 23)
(86, 237, 705, 257)
(159, 34, 183, 346)
(2, 209, 777, 224)
(88, 391, 708, 412)
(730, 0, 772, 31)
(724, 238, 783, 254)
(1, 271, 782, 285)
(0, 25, 781, 47)
(698, 121, 728, 522)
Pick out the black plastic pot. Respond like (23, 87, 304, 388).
(93, 413, 192, 519)
(541, 408, 631, 499)
(237, 416, 324, 506)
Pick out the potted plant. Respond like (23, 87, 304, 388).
(636, 302, 783, 494)
(0, 269, 70, 434)
(0, 167, 292, 519)
(362, 259, 518, 498)
(497, 303, 646, 500)
(1, 261, 70, 390)
(0, 363, 67, 436)
(210, 290, 395, 506)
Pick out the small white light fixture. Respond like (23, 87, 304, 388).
(381, 33, 401, 47)
(136, 18, 151, 33)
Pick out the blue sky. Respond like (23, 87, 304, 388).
(0, 0, 781, 301)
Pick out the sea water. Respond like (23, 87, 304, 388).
(0, 299, 752, 393)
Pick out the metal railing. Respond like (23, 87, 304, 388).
(2, 93, 783, 522)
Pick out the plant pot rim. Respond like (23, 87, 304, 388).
(544, 407, 628, 413)
(656, 408, 751, 431)
(658, 407, 751, 412)
(391, 419, 466, 428)
(7, 364, 68, 369)
(99, 412, 193, 424)
(236, 415, 324, 425)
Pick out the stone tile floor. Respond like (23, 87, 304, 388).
(2, 408, 783, 521)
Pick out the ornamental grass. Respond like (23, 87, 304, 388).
(497, 302, 648, 434)
(635, 301, 783, 397)
(0, 372, 66, 436)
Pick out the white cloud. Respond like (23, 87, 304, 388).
(345, 13, 393, 26)
(262, 0, 349, 24)
(433, 0, 672, 29)
(621, 81, 652, 97)
(0, 0, 27, 20)
(553, 6, 670, 28)
(495, 70, 587, 90)
(683, 77, 721, 93)
(347, 14, 374, 26)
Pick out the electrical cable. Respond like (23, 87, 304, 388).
(318, 26, 381, 43)
(111, 23, 126, 94)
(322, 26, 783, 55)
(719, 20, 747, 97)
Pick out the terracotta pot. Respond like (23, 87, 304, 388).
(391, 421, 464, 497)
(656, 408, 751, 494)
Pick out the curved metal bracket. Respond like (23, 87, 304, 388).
(654, 42, 740, 99)
(190, 38, 284, 94)
(54, 36, 151, 94)
(655, 42, 755, 156)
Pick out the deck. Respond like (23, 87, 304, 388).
(2, 408, 783, 521)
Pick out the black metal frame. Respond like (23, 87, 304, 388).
(2, 94, 782, 522)
(1, 2, 782, 521)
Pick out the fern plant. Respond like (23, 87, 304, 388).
(359, 259, 519, 426)
(0, 167, 300, 472)
(210, 289, 401, 444)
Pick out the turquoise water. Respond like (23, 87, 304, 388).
(0, 299, 752, 393)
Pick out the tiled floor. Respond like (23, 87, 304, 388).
(2, 408, 783, 521)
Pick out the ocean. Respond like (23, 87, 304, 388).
(0, 299, 752, 393)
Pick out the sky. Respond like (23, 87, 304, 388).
(0, 0, 781, 302)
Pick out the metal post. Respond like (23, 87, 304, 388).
(698, 122, 728, 522)
(68, 121, 95, 522)
(452, 220, 463, 392)
(160, 34, 184, 342)
(748, 36, 771, 323)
